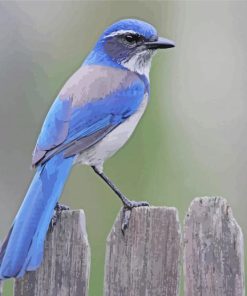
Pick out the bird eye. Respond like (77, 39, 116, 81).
(123, 34, 141, 45)
(125, 35, 135, 43)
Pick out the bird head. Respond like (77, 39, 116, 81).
(84, 19, 175, 77)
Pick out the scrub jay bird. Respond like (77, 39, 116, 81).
(0, 19, 174, 279)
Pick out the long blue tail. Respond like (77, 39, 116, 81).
(0, 153, 74, 279)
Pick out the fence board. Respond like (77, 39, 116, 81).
(104, 206, 181, 296)
(14, 210, 90, 296)
(0, 280, 2, 296)
(184, 196, 245, 296)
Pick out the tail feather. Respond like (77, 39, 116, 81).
(0, 225, 13, 263)
(0, 153, 74, 279)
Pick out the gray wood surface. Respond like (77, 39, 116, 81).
(104, 206, 181, 296)
(183, 197, 245, 296)
(0, 280, 3, 296)
(14, 210, 90, 296)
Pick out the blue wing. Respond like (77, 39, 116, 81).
(32, 97, 73, 165)
(32, 76, 146, 166)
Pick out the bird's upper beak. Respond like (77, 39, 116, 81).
(145, 37, 175, 49)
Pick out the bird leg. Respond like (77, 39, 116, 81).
(49, 202, 70, 231)
(91, 166, 149, 232)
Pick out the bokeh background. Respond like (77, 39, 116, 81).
(0, 1, 246, 295)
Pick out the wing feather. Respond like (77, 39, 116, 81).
(32, 66, 146, 167)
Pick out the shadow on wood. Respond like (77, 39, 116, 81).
(14, 210, 90, 296)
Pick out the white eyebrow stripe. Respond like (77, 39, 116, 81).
(104, 29, 137, 39)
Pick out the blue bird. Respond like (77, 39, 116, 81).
(0, 19, 174, 279)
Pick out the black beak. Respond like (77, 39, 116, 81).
(145, 37, 175, 49)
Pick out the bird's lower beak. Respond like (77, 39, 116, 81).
(145, 37, 175, 49)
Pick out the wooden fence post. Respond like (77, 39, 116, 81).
(14, 210, 90, 296)
(104, 207, 181, 296)
(0, 280, 2, 296)
(183, 197, 245, 296)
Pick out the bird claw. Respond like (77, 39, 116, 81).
(54, 202, 70, 213)
(121, 200, 149, 234)
(49, 203, 70, 232)
(127, 200, 150, 208)
(121, 207, 132, 234)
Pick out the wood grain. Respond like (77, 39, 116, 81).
(184, 197, 245, 296)
(104, 206, 181, 296)
(14, 210, 90, 296)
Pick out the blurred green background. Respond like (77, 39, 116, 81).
(0, 1, 246, 295)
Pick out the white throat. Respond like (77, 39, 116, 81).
(121, 50, 155, 78)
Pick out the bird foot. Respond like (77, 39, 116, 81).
(121, 200, 149, 234)
(49, 202, 70, 231)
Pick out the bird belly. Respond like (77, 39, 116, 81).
(75, 94, 148, 172)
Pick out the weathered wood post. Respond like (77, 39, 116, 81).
(104, 207, 181, 296)
(14, 210, 90, 296)
(2, 196, 244, 296)
(0, 280, 3, 296)
(183, 197, 245, 296)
